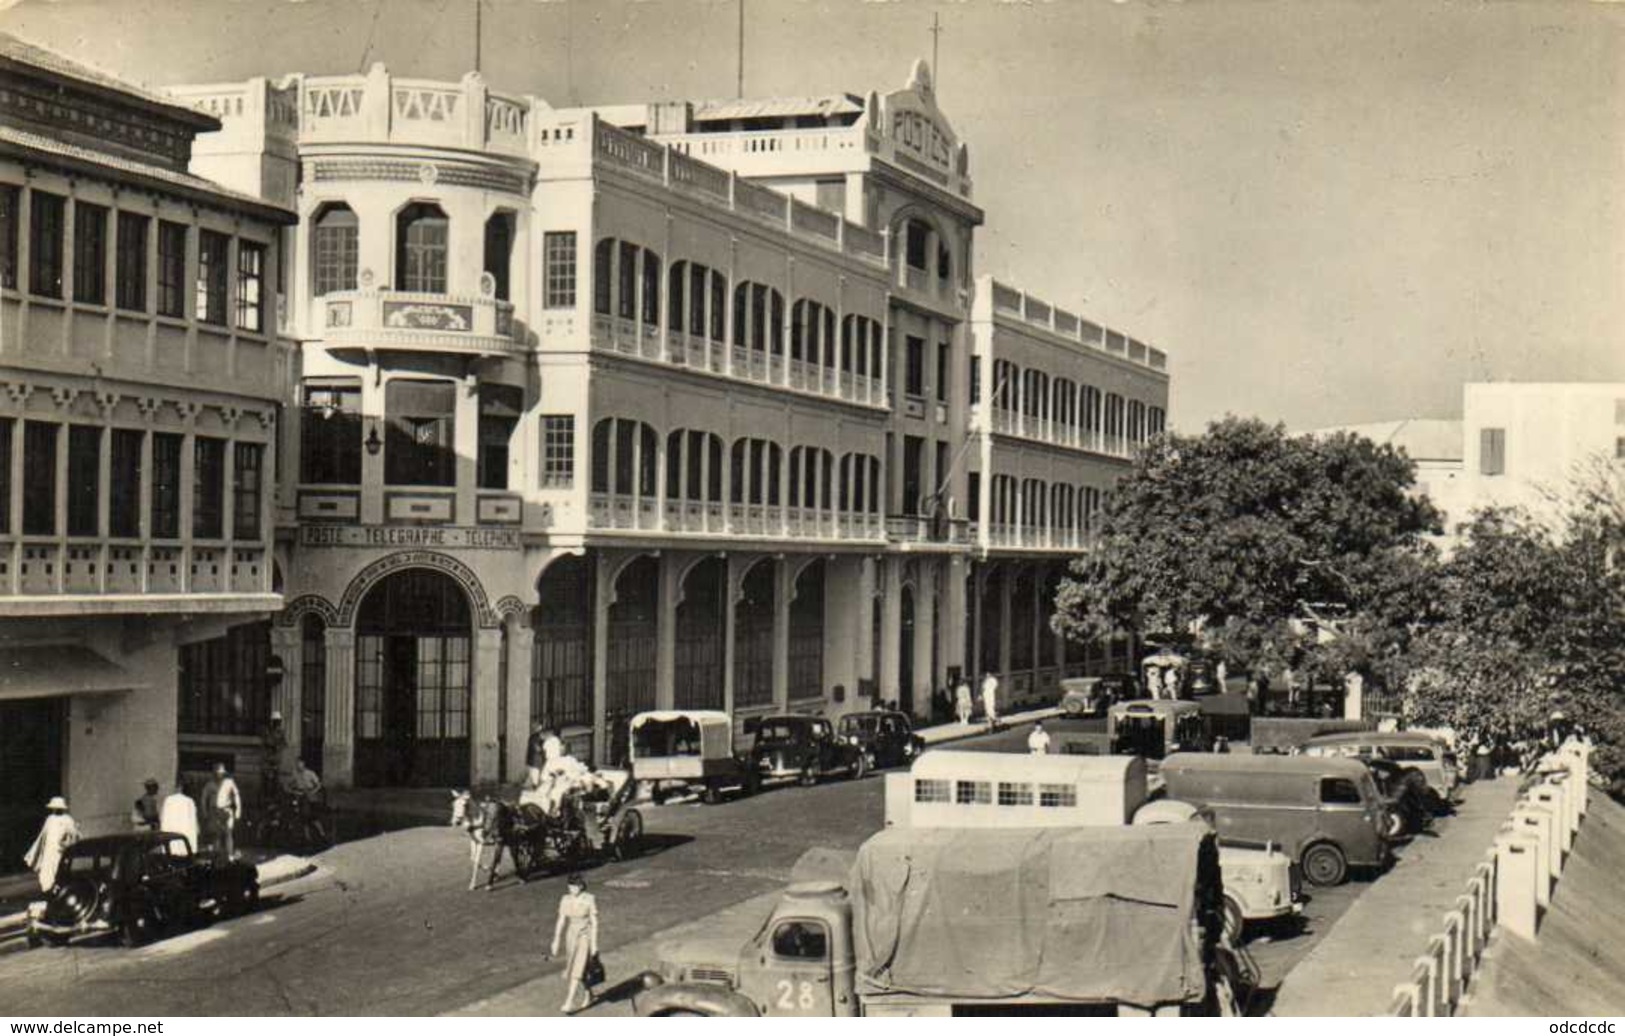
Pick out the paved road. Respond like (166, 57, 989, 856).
(0, 717, 1397, 1016)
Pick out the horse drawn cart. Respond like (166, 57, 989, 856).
(453, 770, 645, 888)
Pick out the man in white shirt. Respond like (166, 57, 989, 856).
(980, 672, 1000, 730)
(160, 779, 199, 856)
(212, 762, 243, 860)
(23, 797, 79, 891)
(1027, 721, 1051, 756)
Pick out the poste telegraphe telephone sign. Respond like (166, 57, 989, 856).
(298, 524, 521, 550)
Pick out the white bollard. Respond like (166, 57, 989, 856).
(1495, 834, 1540, 940)
(1530, 781, 1571, 855)
(1514, 801, 1561, 884)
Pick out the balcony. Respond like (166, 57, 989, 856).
(589, 318, 886, 409)
(885, 515, 970, 547)
(588, 494, 884, 543)
(322, 289, 519, 357)
(0, 540, 277, 615)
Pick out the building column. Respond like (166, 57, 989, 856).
(879, 557, 902, 701)
(943, 555, 967, 686)
(505, 618, 534, 784)
(772, 556, 791, 710)
(269, 625, 302, 754)
(656, 553, 681, 711)
(323, 628, 355, 788)
(970, 564, 986, 681)
(471, 626, 503, 785)
(911, 564, 936, 720)
(591, 551, 614, 767)
(722, 554, 740, 717)
(998, 567, 1013, 681)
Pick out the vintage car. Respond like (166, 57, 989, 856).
(1108, 699, 1210, 759)
(837, 710, 925, 769)
(26, 832, 259, 948)
(630, 710, 762, 805)
(1360, 757, 1434, 838)
(1299, 730, 1459, 807)
(1059, 676, 1117, 717)
(749, 715, 868, 785)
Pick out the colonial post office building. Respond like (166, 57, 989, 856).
(155, 58, 1170, 791)
(0, 34, 294, 858)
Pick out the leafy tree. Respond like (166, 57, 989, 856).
(1053, 416, 1442, 686)
(1408, 496, 1625, 792)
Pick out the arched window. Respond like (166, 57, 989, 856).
(312, 203, 358, 297)
(1081, 385, 1102, 446)
(1053, 378, 1077, 439)
(840, 315, 883, 378)
(593, 239, 614, 315)
(838, 452, 883, 514)
(595, 238, 663, 325)
(396, 203, 448, 293)
(789, 446, 834, 511)
(992, 360, 1019, 412)
(590, 417, 659, 497)
(733, 282, 785, 355)
(1127, 399, 1147, 445)
(729, 438, 782, 505)
(641, 249, 661, 326)
(666, 429, 724, 502)
(1104, 392, 1126, 450)
(1149, 406, 1167, 437)
(483, 211, 515, 301)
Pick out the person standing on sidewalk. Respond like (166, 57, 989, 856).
(130, 778, 162, 831)
(981, 671, 1000, 730)
(23, 797, 79, 891)
(548, 873, 600, 1014)
(955, 680, 973, 726)
(212, 762, 243, 860)
(160, 777, 199, 855)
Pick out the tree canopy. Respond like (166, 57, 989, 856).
(1053, 416, 1442, 683)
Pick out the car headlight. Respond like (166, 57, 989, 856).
(848, 735, 860, 746)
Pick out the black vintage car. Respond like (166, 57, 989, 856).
(748, 715, 868, 785)
(26, 832, 259, 948)
(837, 710, 926, 769)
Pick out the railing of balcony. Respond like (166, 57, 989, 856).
(984, 278, 1168, 376)
(0, 541, 271, 599)
(589, 493, 885, 542)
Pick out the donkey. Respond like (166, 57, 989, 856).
(450, 790, 516, 891)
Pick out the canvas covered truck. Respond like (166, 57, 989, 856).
(632, 823, 1243, 1016)
(883, 751, 1299, 941)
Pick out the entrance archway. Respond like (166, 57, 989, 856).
(675, 558, 725, 709)
(354, 568, 472, 787)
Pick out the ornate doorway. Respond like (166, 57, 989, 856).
(354, 568, 472, 787)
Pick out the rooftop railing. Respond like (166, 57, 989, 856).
(984, 278, 1168, 374)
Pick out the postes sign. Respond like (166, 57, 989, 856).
(890, 107, 954, 173)
(299, 525, 520, 550)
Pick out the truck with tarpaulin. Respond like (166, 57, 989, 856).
(632, 823, 1245, 1016)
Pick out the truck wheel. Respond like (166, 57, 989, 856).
(1302, 843, 1347, 887)
(1222, 894, 1246, 945)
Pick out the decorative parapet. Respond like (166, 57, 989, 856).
(982, 276, 1168, 374)
(582, 117, 889, 273)
(320, 287, 519, 356)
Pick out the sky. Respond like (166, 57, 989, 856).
(3, 0, 1620, 432)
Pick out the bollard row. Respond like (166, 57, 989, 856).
(1390, 738, 1590, 1016)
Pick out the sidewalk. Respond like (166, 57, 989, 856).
(915, 705, 1061, 746)
(1269, 775, 1523, 1016)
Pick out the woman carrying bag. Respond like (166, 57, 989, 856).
(548, 873, 600, 1014)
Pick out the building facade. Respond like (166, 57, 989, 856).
(0, 34, 295, 861)
(156, 58, 1170, 790)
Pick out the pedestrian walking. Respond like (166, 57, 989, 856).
(131, 777, 162, 831)
(23, 797, 79, 892)
(212, 762, 243, 860)
(1027, 721, 1051, 755)
(980, 671, 1000, 730)
(954, 680, 973, 726)
(160, 778, 199, 855)
(548, 873, 600, 1014)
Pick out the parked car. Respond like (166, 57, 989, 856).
(630, 710, 762, 805)
(1160, 752, 1392, 887)
(749, 715, 868, 785)
(837, 710, 924, 769)
(26, 832, 259, 948)
(1059, 676, 1117, 717)
(1108, 699, 1210, 759)
(1299, 731, 1459, 808)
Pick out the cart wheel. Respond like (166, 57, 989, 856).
(701, 779, 723, 805)
(614, 809, 644, 860)
(513, 840, 539, 880)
